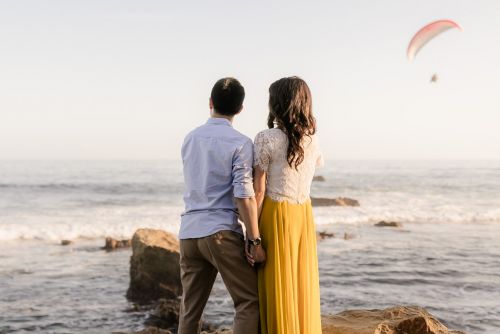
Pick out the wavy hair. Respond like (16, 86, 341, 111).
(267, 76, 316, 169)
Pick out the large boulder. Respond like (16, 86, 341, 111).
(127, 229, 182, 302)
(321, 306, 465, 334)
(311, 197, 360, 207)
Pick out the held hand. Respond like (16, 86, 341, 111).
(251, 244, 266, 264)
(245, 241, 256, 266)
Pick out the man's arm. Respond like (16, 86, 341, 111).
(235, 197, 260, 240)
(232, 139, 259, 239)
(232, 140, 266, 264)
(236, 197, 265, 264)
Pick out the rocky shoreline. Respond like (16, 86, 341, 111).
(119, 228, 466, 334)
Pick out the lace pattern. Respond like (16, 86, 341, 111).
(253, 128, 323, 204)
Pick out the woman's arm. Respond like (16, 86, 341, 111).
(253, 166, 267, 218)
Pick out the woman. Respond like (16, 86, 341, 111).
(252, 77, 323, 333)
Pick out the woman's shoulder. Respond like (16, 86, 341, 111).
(254, 128, 286, 143)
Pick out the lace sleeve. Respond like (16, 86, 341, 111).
(253, 131, 272, 172)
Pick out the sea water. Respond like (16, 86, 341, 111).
(1, 160, 499, 333)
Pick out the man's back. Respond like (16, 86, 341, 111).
(180, 117, 254, 239)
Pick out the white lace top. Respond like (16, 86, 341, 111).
(253, 128, 324, 204)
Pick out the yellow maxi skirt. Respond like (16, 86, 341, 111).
(258, 197, 322, 334)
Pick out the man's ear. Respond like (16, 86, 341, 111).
(209, 98, 214, 110)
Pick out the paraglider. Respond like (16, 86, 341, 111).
(407, 19, 463, 62)
(407, 20, 463, 83)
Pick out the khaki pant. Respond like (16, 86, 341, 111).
(178, 230, 259, 334)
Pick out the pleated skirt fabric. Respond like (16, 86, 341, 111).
(258, 196, 322, 334)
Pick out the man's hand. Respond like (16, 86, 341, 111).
(245, 242, 266, 267)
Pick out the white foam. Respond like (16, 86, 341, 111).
(0, 206, 184, 241)
(313, 203, 500, 225)
(2, 201, 500, 242)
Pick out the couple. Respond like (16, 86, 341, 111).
(179, 77, 323, 334)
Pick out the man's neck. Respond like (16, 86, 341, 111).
(211, 111, 234, 123)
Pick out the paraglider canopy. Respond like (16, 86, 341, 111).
(407, 19, 463, 62)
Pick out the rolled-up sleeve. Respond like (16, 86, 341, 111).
(232, 139, 255, 198)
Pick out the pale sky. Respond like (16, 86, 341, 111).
(1, 0, 499, 160)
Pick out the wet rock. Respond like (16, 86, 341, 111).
(321, 305, 466, 334)
(190, 307, 466, 334)
(318, 231, 335, 240)
(375, 221, 402, 228)
(61, 240, 73, 246)
(311, 197, 360, 207)
(188, 306, 466, 334)
(144, 329, 172, 334)
(144, 299, 180, 330)
(313, 175, 326, 182)
(343, 233, 355, 240)
(200, 323, 222, 333)
(126, 229, 182, 302)
(112, 327, 173, 334)
(104, 237, 131, 250)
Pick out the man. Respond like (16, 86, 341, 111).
(179, 77, 266, 334)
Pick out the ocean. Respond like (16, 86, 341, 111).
(1, 160, 499, 333)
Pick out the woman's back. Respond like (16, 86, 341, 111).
(254, 128, 323, 204)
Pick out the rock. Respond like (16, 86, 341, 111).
(144, 299, 180, 330)
(61, 240, 73, 246)
(313, 175, 326, 182)
(321, 305, 466, 334)
(117, 304, 465, 334)
(104, 237, 132, 250)
(112, 327, 173, 334)
(201, 306, 466, 334)
(154, 299, 179, 324)
(375, 221, 402, 228)
(126, 229, 182, 302)
(311, 197, 360, 207)
(142, 329, 172, 334)
(343, 232, 355, 240)
(318, 231, 335, 240)
(200, 323, 222, 333)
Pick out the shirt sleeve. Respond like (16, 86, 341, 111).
(253, 131, 271, 172)
(232, 139, 255, 198)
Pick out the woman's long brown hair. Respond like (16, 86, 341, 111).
(267, 76, 316, 169)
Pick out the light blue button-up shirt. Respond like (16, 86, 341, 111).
(179, 117, 255, 239)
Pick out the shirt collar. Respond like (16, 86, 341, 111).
(206, 117, 233, 127)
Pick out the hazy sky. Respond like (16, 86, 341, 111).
(1, 0, 499, 160)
